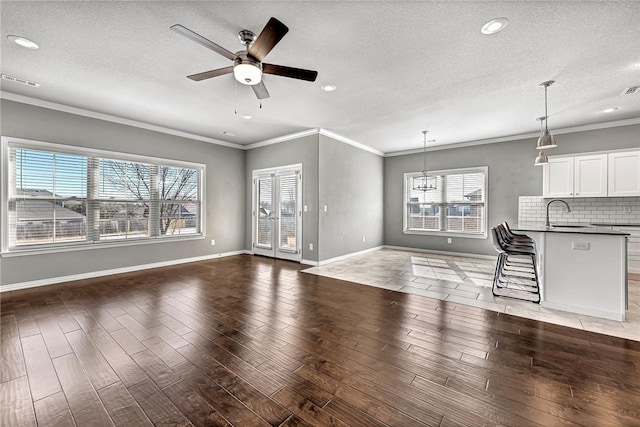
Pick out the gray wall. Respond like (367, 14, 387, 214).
(2, 98, 637, 286)
(244, 134, 320, 261)
(318, 134, 384, 261)
(0, 100, 245, 286)
(384, 124, 640, 256)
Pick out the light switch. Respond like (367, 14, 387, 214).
(572, 241, 590, 250)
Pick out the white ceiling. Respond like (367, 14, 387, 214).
(1, 1, 639, 154)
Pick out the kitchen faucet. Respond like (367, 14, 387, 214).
(545, 199, 571, 227)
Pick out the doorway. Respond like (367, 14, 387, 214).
(252, 164, 302, 261)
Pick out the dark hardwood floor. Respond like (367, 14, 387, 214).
(1, 254, 639, 426)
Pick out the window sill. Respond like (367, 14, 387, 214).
(1, 235, 205, 258)
(403, 229, 487, 239)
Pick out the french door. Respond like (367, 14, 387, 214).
(252, 165, 302, 261)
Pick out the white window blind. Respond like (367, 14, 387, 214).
(256, 177, 273, 248)
(5, 140, 204, 251)
(278, 174, 297, 250)
(404, 167, 487, 237)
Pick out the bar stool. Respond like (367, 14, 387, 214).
(502, 221, 535, 247)
(490, 224, 540, 303)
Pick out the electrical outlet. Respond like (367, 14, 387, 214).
(447, 238, 452, 244)
(304, 204, 308, 212)
(362, 236, 366, 242)
(309, 243, 314, 251)
(210, 239, 215, 246)
(323, 205, 328, 212)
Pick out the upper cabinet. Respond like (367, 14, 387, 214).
(608, 150, 640, 197)
(574, 154, 608, 197)
(543, 150, 638, 198)
(543, 157, 574, 197)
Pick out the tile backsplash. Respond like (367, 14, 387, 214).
(518, 196, 640, 225)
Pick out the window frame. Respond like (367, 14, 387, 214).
(403, 166, 488, 239)
(1, 136, 206, 256)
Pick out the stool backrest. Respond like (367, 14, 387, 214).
(490, 226, 505, 253)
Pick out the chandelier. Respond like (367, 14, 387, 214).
(412, 130, 437, 191)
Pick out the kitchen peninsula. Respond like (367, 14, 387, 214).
(514, 224, 629, 321)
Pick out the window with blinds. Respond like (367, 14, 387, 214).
(4, 139, 203, 251)
(404, 167, 487, 237)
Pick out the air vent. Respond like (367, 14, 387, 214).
(1, 74, 40, 88)
(621, 85, 640, 95)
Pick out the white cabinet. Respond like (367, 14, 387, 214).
(543, 154, 607, 198)
(608, 150, 640, 197)
(543, 157, 574, 197)
(574, 154, 608, 197)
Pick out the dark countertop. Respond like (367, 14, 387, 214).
(513, 223, 630, 236)
(590, 223, 640, 227)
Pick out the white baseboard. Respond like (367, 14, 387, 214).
(301, 259, 319, 266)
(0, 250, 248, 293)
(382, 245, 497, 261)
(316, 246, 384, 266)
(541, 301, 624, 322)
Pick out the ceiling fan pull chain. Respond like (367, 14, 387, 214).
(234, 80, 238, 115)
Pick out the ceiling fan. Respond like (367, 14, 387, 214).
(171, 17, 318, 100)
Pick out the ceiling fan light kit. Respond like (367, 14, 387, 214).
(171, 17, 318, 100)
(233, 56, 262, 85)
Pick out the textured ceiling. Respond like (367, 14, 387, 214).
(1, 1, 639, 153)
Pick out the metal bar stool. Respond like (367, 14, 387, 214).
(490, 224, 540, 303)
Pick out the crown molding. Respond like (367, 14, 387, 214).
(384, 117, 640, 157)
(3, 91, 637, 158)
(244, 127, 385, 157)
(318, 128, 385, 157)
(0, 91, 244, 150)
(242, 128, 319, 150)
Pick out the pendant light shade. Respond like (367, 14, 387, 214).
(412, 130, 437, 192)
(534, 150, 548, 166)
(536, 81, 558, 149)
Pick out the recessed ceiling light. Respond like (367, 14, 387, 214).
(634, 62, 640, 68)
(603, 107, 620, 113)
(7, 35, 39, 49)
(321, 84, 337, 92)
(222, 131, 236, 136)
(481, 18, 509, 35)
(240, 115, 253, 120)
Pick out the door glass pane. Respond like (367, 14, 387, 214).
(278, 174, 298, 251)
(256, 177, 272, 248)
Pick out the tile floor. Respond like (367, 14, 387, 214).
(303, 248, 640, 341)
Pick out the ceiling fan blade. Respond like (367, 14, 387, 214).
(187, 66, 234, 81)
(251, 81, 270, 99)
(171, 24, 237, 61)
(248, 17, 289, 61)
(263, 63, 318, 82)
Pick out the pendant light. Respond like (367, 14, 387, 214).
(412, 131, 437, 191)
(536, 80, 558, 150)
(534, 116, 549, 166)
